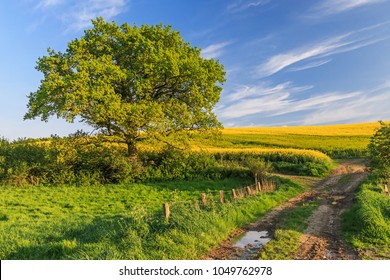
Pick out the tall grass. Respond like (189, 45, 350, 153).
(342, 176, 390, 259)
(0, 178, 302, 259)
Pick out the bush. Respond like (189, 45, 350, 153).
(368, 121, 390, 170)
(0, 139, 51, 185)
(140, 148, 219, 181)
(0, 135, 333, 186)
(0, 136, 140, 186)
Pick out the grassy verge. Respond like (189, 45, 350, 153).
(0, 177, 303, 259)
(258, 201, 319, 260)
(342, 176, 390, 259)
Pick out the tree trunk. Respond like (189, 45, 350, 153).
(125, 136, 138, 159)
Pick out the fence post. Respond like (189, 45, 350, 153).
(257, 181, 262, 192)
(201, 193, 207, 205)
(163, 203, 170, 222)
(246, 186, 252, 196)
(263, 178, 269, 192)
(232, 189, 237, 201)
(384, 184, 389, 196)
(219, 190, 224, 204)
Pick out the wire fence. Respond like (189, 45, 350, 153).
(162, 177, 279, 221)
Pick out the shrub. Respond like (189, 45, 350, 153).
(368, 121, 390, 170)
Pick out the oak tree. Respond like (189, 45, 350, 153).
(25, 17, 225, 155)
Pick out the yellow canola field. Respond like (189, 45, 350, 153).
(222, 122, 384, 136)
(194, 147, 332, 163)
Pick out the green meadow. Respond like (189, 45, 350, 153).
(0, 122, 389, 259)
(0, 178, 302, 259)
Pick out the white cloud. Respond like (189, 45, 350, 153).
(288, 59, 333, 72)
(227, 0, 272, 13)
(255, 24, 388, 77)
(218, 80, 390, 126)
(31, 0, 126, 32)
(226, 81, 312, 102)
(311, 0, 384, 16)
(219, 87, 360, 119)
(201, 42, 231, 59)
(303, 92, 390, 125)
(302, 83, 390, 125)
(31, 0, 129, 31)
(256, 34, 351, 77)
(36, 0, 63, 9)
(65, 0, 127, 31)
(271, 91, 361, 117)
(219, 92, 290, 119)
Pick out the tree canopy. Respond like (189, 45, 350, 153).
(25, 17, 225, 155)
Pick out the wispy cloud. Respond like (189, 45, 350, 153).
(34, 0, 129, 31)
(256, 34, 351, 77)
(36, 0, 63, 9)
(310, 0, 384, 17)
(255, 24, 388, 77)
(303, 89, 390, 125)
(227, 0, 272, 13)
(226, 81, 312, 102)
(288, 59, 333, 72)
(219, 86, 359, 119)
(272, 91, 361, 117)
(218, 91, 289, 119)
(65, 0, 128, 31)
(218, 80, 390, 126)
(201, 42, 231, 59)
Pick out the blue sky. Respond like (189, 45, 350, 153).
(1, 0, 390, 139)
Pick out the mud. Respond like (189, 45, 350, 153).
(203, 159, 368, 260)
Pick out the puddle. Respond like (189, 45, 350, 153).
(234, 231, 271, 249)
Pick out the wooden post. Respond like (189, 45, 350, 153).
(201, 193, 207, 205)
(263, 178, 269, 192)
(163, 203, 170, 222)
(232, 189, 237, 201)
(385, 184, 389, 196)
(219, 190, 224, 204)
(257, 181, 262, 192)
(246, 186, 252, 196)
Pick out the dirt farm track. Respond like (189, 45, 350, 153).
(205, 159, 368, 260)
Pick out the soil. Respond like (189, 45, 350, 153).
(203, 159, 368, 260)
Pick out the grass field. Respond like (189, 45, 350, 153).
(0, 178, 302, 259)
(342, 176, 390, 259)
(0, 121, 387, 260)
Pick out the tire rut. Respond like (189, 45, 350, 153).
(203, 159, 368, 260)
